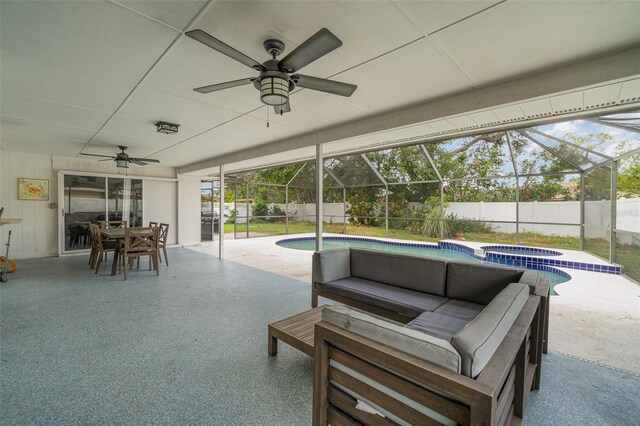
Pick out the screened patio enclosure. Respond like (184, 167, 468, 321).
(219, 111, 640, 281)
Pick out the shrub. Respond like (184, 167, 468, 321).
(253, 201, 268, 218)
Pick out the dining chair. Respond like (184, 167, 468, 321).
(100, 220, 128, 229)
(90, 224, 116, 274)
(120, 227, 159, 281)
(149, 221, 158, 227)
(158, 223, 169, 265)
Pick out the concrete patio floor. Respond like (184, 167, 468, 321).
(1, 248, 639, 425)
(189, 234, 640, 375)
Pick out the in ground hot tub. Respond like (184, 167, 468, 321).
(481, 245, 562, 257)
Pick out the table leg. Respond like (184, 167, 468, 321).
(111, 245, 119, 276)
(268, 331, 278, 356)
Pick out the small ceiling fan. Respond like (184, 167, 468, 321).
(81, 146, 160, 169)
(185, 27, 357, 114)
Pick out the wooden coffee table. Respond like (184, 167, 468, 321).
(268, 305, 327, 357)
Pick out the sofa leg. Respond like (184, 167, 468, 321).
(311, 285, 318, 308)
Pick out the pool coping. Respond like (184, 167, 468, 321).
(276, 235, 621, 276)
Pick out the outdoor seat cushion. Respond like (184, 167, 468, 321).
(451, 283, 529, 378)
(433, 299, 485, 322)
(317, 277, 448, 318)
(350, 248, 447, 296)
(322, 305, 462, 374)
(405, 312, 470, 341)
(445, 261, 525, 305)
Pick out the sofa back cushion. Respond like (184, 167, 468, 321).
(451, 283, 529, 378)
(350, 248, 447, 296)
(322, 305, 461, 374)
(312, 248, 351, 284)
(445, 261, 524, 305)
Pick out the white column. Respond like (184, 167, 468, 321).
(316, 144, 323, 251)
(219, 165, 224, 259)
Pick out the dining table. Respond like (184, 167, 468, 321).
(100, 227, 155, 276)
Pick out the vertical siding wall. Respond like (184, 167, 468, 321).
(0, 150, 179, 258)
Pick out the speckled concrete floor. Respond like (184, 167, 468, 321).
(1, 248, 639, 425)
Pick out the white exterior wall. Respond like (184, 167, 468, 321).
(0, 150, 177, 258)
(177, 175, 201, 246)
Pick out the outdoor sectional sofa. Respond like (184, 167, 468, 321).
(311, 248, 550, 425)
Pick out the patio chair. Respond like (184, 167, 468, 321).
(90, 224, 116, 274)
(149, 221, 158, 227)
(120, 227, 159, 281)
(158, 223, 169, 265)
(100, 220, 128, 229)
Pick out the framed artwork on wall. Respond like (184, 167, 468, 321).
(18, 178, 49, 201)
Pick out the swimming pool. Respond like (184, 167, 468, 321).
(481, 245, 562, 257)
(277, 236, 571, 290)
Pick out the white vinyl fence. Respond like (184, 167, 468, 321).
(203, 199, 639, 239)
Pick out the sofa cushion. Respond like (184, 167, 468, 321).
(433, 299, 485, 322)
(445, 261, 525, 305)
(317, 276, 448, 318)
(405, 312, 470, 341)
(322, 305, 462, 374)
(350, 248, 447, 296)
(451, 283, 529, 378)
(518, 270, 541, 294)
(312, 248, 350, 284)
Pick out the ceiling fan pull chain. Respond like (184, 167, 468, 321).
(267, 105, 270, 128)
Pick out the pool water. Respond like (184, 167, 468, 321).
(277, 236, 570, 288)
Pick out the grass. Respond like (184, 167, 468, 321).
(224, 220, 639, 282)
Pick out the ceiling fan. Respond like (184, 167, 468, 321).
(185, 27, 357, 114)
(81, 146, 160, 169)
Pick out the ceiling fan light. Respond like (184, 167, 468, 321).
(260, 76, 289, 106)
(116, 160, 129, 169)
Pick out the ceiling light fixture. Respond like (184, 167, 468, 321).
(258, 73, 290, 106)
(155, 121, 180, 134)
(116, 159, 129, 169)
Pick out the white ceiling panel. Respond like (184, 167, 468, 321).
(153, 132, 253, 166)
(1, 117, 95, 142)
(0, 0, 179, 84)
(193, 1, 422, 79)
(398, 0, 499, 35)
(0, 136, 98, 157)
(117, 86, 241, 133)
(115, 0, 207, 30)
(431, 1, 640, 85)
(1, 92, 111, 131)
(143, 37, 265, 113)
(0, 49, 132, 113)
(336, 39, 472, 114)
(493, 105, 526, 123)
(246, 89, 365, 130)
(204, 115, 299, 146)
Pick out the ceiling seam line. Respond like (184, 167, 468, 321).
(108, 0, 183, 33)
(76, 0, 217, 158)
(428, 0, 509, 36)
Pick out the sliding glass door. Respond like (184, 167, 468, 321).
(61, 174, 143, 253)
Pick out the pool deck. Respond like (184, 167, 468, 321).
(188, 233, 640, 375)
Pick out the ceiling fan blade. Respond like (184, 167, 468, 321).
(194, 78, 255, 94)
(81, 153, 115, 159)
(278, 28, 342, 73)
(129, 160, 147, 166)
(274, 101, 291, 115)
(293, 74, 357, 97)
(130, 158, 160, 163)
(185, 29, 265, 71)
(98, 158, 114, 162)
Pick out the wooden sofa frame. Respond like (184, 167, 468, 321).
(313, 295, 541, 426)
(312, 272, 551, 388)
